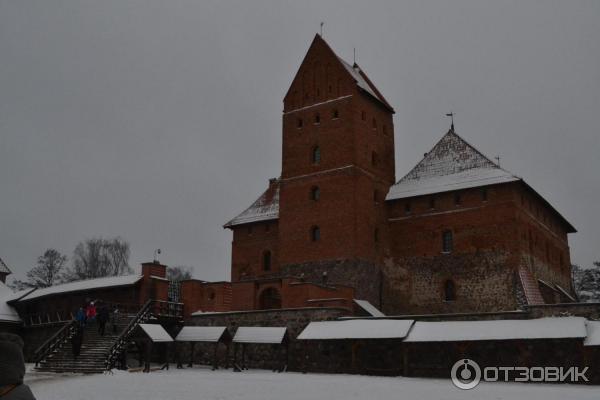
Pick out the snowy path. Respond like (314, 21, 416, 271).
(26, 367, 600, 400)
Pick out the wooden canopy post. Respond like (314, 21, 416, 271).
(212, 342, 219, 370)
(189, 342, 195, 367)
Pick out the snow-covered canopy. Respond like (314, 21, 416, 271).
(404, 317, 587, 343)
(175, 326, 229, 342)
(139, 323, 173, 342)
(233, 327, 287, 344)
(0, 281, 21, 323)
(353, 299, 385, 317)
(17, 274, 143, 302)
(297, 319, 414, 340)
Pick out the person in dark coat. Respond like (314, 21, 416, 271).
(97, 303, 109, 336)
(0, 333, 36, 400)
(112, 305, 120, 334)
(71, 327, 83, 359)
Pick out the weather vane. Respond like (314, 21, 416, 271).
(445, 112, 455, 130)
(320, 22, 324, 36)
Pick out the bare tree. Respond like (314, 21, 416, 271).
(64, 237, 131, 281)
(166, 265, 194, 281)
(9, 249, 67, 289)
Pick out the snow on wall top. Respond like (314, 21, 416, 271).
(297, 319, 414, 340)
(139, 323, 173, 342)
(224, 180, 280, 228)
(17, 274, 143, 302)
(404, 317, 587, 343)
(175, 326, 228, 342)
(584, 321, 600, 346)
(0, 281, 21, 323)
(0, 257, 11, 274)
(353, 299, 385, 317)
(386, 130, 520, 201)
(233, 327, 287, 344)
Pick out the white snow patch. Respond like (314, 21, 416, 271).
(0, 281, 21, 322)
(404, 317, 587, 343)
(25, 367, 600, 400)
(353, 299, 385, 317)
(298, 319, 413, 340)
(584, 320, 600, 346)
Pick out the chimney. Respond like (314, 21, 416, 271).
(141, 261, 167, 279)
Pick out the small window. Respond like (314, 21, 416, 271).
(373, 189, 379, 203)
(442, 230, 453, 253)
(454, 192, 461, 206)
(265, 223, 271, 233)
(405, 202, 411, 214)
(297, 118, 303, 128)
(312, 146, 321, 164)
(361, 111, 366, 121)
(444, 280, 456, 301)
(482, 188, 488, 202)
(383, 125, 387, 135)
(310, 226, 321, 242)
(372, 118, 377, 129)
(374, 228, 379, 243)
(208, 290, 216, 301)
(429, 197, 436, 210)
(263, 250, 272, 271)
(314, 113, 320, 124)
(332, 109, 339, 119)
(247, 226, 253, 235)
(371, 151, 378, 167)
(310, 186, 320, 201)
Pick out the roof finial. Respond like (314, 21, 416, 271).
(320, 22, 324, 37)
(353, 47, 356, 67)
(495, 155, 501, 167)
(445, 112, 455, 131)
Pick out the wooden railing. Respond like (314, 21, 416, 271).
(33, 319, 78, 366)
(22, 302, 148, 327)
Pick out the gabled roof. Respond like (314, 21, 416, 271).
(386, 129, 576, 232)
(175, 326, 229, 342)
(139, 323, 173, 342)
(0, 257, 11, 275)
(16, 274, 143, 302)
(0, 281, 21, 323)
(284, 34, 394, 113)
(387, 129, 519, 201)
(233, 327, 287, 344)
(297, 319, 414, 340)
(224, 179, 280, 228)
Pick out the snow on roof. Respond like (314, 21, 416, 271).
(297, 319, 414, 340)
(386, 130, 519, 201)
(224, 180, 279, 228)
(175, 326, 228, 342)
(17, 274, 143, 302)
(337, 57, 392, 111)
(556, 284, 577, 302)
(233, 327, 287, 344)
(0, 281, 21, 323)
(139, 323, 173, 342)
(584, 320, 600, 346)
(353, 299, 385, 317)
(0, 257, 11, 274)
(404, 317, 587, 343)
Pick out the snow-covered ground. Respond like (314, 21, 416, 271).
(25, 366, 600, 400)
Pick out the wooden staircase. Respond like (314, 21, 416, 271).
(36, 316, 135, 373)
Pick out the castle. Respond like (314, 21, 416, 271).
(220, 34, 576, 315)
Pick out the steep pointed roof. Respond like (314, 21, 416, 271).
(386, 129, 576, 232)
(0, 257, 11, 275)
(386, 129, 519, 200)
(224, 179, 280, 228)
(285, 34, 394, 113)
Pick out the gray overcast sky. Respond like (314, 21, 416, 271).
(1, 0, 598, 282)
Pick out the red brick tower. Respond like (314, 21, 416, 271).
(277, 34, 395, 304)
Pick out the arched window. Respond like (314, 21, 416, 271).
(442, 230, 453, 253)
(310, 186, 320, 201)
(405, 202, 411, 214)
(444, 280, 456, 301)
(297, 118, 303, 128)
(332, 109, 339, 119)
(312, 146, 321, 164)
(454, 192, 461, 206)
(314, 113, 320, 124)
(263, 250, 272, 271)
(429, 196, 436, 210)
(311, 226, 321, 242)
(372, 118, 377, 129)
